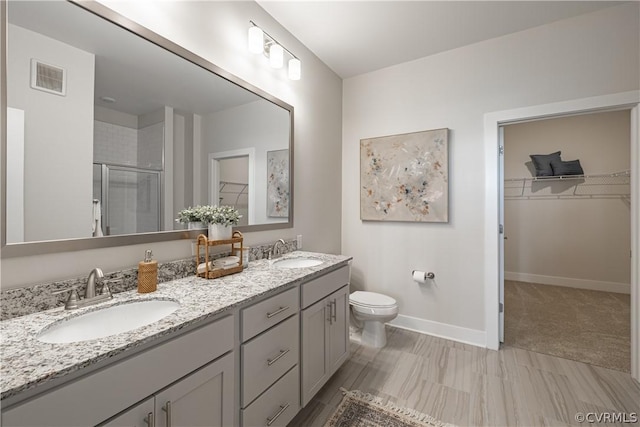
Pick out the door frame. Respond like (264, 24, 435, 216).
(483, 90, 640, 381)
(208, 148, 255, 224)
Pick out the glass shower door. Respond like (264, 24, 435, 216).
(93, 164, 161, 236)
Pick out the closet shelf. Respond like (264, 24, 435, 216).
(218, 180, 248, 207)
(504, 170, 630, 199)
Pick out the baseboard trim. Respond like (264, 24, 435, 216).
(505, 271, 630, 294)
(387, 314, 486, 348)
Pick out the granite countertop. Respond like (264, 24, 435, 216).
(0, 251, 351, 401)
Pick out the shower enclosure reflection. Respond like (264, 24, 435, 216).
(92, 165, 161, 236)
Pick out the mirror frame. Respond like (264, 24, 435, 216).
(0, 0, 294, 258)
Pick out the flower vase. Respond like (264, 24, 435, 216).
(208, 223, 233, 240)
(187, 221, 204, 230)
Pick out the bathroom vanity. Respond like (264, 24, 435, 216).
(0, 251, 352, 427)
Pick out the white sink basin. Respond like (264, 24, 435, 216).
(37, 299, 180, 344)
(272, 257, 323, 269)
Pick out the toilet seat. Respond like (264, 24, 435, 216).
(350, 291, 397, 308)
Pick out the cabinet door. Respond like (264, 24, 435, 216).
(97, 397, 155, 427)
(301, 297, 329, 407)
(327, 285, 349, 376)
(155, 352, 234, 427)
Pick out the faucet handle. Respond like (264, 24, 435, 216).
(100, 281, 113, 298)
(53, 286, 80, 310)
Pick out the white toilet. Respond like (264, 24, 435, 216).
(349, 291, 399, 348)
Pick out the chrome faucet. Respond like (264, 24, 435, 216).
(85, 267, 104, 299)
(54, 267, 113, 310)
(269, 239, 286, 260)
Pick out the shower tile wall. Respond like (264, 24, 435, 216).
(94, 120, 138, 166)
(138, 123, 164, 170)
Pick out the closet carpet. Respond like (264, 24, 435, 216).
(504, 280, 630, 372)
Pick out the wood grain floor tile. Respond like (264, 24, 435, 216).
(288, 326, 640, 427)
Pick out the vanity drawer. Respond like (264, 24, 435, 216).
(241, 287, 298, 341)
(301, 265, 350, 309)
(241, 314, 299, 406)
(242, 366, 299, 427)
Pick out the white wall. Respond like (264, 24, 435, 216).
(342, 3, 639, 343)
(7, 24, 95, 242)
(1, 1, 342, 289)
(504, 110, 631, 292)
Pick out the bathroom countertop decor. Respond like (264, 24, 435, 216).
(0, 251, 351, 402)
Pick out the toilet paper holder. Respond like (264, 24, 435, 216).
(412, 270, 435, 281)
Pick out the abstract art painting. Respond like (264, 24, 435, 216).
(360, 128, 448, 222)
(267, 149, 289, 217)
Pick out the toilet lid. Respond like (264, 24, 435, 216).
(350, 291, 397, 308)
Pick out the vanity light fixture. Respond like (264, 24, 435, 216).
(269, 43, 284, 69)
(247, 26, 264, 54)
(248, 21, 301, 80)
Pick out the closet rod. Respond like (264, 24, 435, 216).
(504, 169, 629, 183)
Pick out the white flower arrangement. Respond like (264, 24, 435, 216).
(175, 206, 203, 224)
(199, 205, 242, 226)
(176, 205, 241, 226)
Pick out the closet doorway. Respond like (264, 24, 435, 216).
(501, 110, 631, 372)
(208, 149, 254, 226)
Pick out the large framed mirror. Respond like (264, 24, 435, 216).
(1, 0, 294, 257)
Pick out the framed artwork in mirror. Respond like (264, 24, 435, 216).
(360, 128, 449, 223)
(267, 149, 289, 217)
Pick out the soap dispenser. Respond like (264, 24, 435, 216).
(138, 249, 157, 293)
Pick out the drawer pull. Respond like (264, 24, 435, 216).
(162, 401, 172, 427)
(144, 412, 155, 427)
(267, 348, 290, 366)
(331, 299, 337, 322)
(266, 403, 290, 426)
(266, 306, 290, 319)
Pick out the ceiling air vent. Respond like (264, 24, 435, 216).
(30, 59, 66, 96)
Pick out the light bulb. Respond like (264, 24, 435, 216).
(269, 44, 284, 69)
(288, 58, 301, 80)
(248, 26, 263, 54)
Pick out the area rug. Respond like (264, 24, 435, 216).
(324, 389, 454, 427)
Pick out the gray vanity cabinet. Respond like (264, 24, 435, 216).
(100, 353, 234, 427)
(300, 266, 350, 407)
(240, 287, 300, 427)
(1, 260, 353, 427)
(1, 316, 235, 427)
